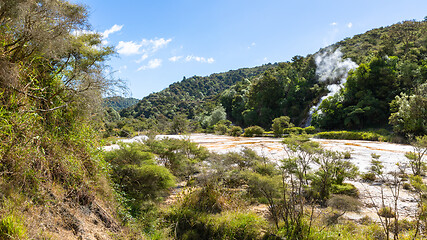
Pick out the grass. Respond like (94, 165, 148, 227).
(0, 215, 27, 240)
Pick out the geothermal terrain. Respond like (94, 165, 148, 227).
(105, 134, 420, 221)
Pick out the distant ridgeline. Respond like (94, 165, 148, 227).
(103, 96, 139, 111)
(121, 20, 427, 135)
(120, 63, 277, 119)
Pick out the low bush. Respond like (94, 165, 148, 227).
(327, 195, 361, 212)
(104, 142, 176, 216)
(315, 130, 392, 142)
(243, 126, 265, 137)
(283, 127, 304, 134)
(378, 207, 396, 218)
(282, 126, 316, 135)
(165, 207, 267, 240)
(229, 126, 243, 136)
(182, 184, 224, 214)
(331, 183, 359, 197)
(214, 123, 229, 135)
(362, 172, 377, 182)
(343, 151, 352, 159)
(119, 125, 134, 138)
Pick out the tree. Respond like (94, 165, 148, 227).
(311, 150, 358, 204)
(208, 106, 227, 127)
(170, 114, 189, 134)
(389, 83, 427, 137)
(272, 116, 294, 137)
(405, 135, 427, 176)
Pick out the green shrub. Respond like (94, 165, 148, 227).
(403, 182, 412, 190)
(214, 123, 229, 135)
(327, 195, 361, 212)
(272, 116, 293, 137)
(183, 184, 223, 214)
(303, 126, 317, 134)
(105, 142, 176, 216)
(315, 130, 391, 142)
(243, 126, 265, 137)
(362, 172, 377, 182)
(165, 207, 267, 240)
(283, 127, 304, 134)
(229, 126, 243, 136)
(0, 215, 26, 240)
(343, 151, 352, 159)
(378, 207, 396, 218)
(331, 183, 359, 197)
(119, 125, 134, 138)
(209, 211, 267, 240)
(145, 138, 209, 178)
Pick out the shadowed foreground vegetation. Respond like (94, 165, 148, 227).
(103, 135, 427, 239)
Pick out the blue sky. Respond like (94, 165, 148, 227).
(73, 0, 427, 99)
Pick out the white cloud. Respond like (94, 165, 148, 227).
(135, 54, 149, 63)
(169, 56, 183, 62)
(72, 24, 123, 46)
(137, 59, 162, 71)
(116, 38, 172, 56)
(117, 41, 142, 55)
(330, 22, 338, 26)
(102, 24, 123, 39)
(185, 55, 215, 63)
(248, 42, 256, 49)
(347, 22, 353, 28)
(141, 38, 172, 52)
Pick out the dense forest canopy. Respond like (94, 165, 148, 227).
(120, 64, 277, 120)
(103, 96, 139, 111)
(115, 19, 427, 137)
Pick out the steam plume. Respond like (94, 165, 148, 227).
(305, 48, 358, 126)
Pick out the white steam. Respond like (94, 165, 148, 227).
(305, 48, 358, 126)
(315, 48, 358, 85)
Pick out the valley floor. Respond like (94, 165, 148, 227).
(105, 134, 422, 221)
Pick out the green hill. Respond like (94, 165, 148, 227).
(120, 20, 427, 136)
(103, 96, 139, 111)
(120, 64, 277, 119)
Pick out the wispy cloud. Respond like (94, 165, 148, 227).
(347, 22, 353, 28)
(117, 41, 142, 55)
(135, 54, 149, 63)
(141, 38, 172, 52)
(248, 42, 256, 49)
(169, 56, 183, 62)
(330, 22, 338, 26)
(73, 24, 123, 45)
(103, 24, 123, 38)
(185, 55, 215, 63)
(117, 38, 172, 56)
(137, 59, 162, 71)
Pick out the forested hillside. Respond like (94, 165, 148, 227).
(116, 19, 427, 137)
(120, 64, 277, 119)
(103, 96, 139, 111)
(314, 20, 427, 136)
